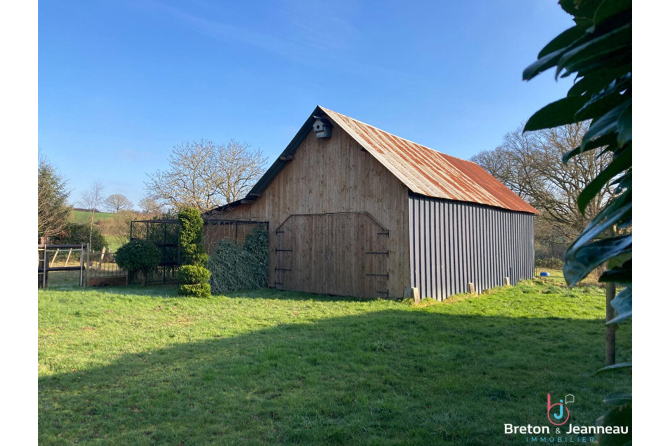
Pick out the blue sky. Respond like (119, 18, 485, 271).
(39, 0, 575, 209)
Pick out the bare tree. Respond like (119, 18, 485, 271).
(104, 194, 133, 213)
(471, 122, 616, 258)
(99, 210, 137, 244)
(145, 140, 267, 212)
(80, 182, 105, 249)
(38, 157, 71, 240)
(138, 196, 163, 215)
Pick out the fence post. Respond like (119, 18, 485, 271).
(605, 282, 616, 365)
(42, 246, 48, 289)
(45, 246, 50, 289)
(80, 244, 85, 287)
(98, 246, 106, 269)
(85, 243, 90, 286)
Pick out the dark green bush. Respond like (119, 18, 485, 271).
(116, 239, 161, 277)
(179, 208, 208, 267)
(208, 240, 252, 293)
(178, 283, 211, 298)
(242, 226, 269, 287)
(53, 222, 108, 251)
(208, 228, 269, 294)
(178, 207, 211, 296)
(178, 265, 211, 285)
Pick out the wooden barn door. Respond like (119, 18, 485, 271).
(275, 212, 388, 298)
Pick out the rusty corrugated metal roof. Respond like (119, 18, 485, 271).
(319, 106, 539, 214)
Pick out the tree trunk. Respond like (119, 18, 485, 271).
(605, 282, 616, 365)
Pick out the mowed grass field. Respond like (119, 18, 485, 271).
(71, 210, 118, 224)
(38, 282, 631, 445)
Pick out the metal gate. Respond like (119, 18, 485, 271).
(275, 212, 389, 298)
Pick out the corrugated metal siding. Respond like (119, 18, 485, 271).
(409, 193, 535, 300)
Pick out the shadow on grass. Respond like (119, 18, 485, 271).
(39, 311, 631, 445)
(56, 285, 387, 302)
(221, 287, 381, 302)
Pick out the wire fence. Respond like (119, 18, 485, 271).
(40, 219, 270, 288)
(129, 220, 180, 284)
(38, 244, 127, 288)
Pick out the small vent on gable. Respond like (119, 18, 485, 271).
(312, 116, 332, 139)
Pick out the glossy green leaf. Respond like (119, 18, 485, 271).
(555, 24, 631, 79)
(594, 0, 631, 25)
(568, 191, 630, 254)
(575, 76, 630, 120)
(611, 170, 631, 194)
(564, 235, 631, 286)
(568, 73, 614, 97)
(559, 48, 631, 81)
(603, 393, 632, 406)
(595, 398, 632, 446)
(595, 362, 632, 375)
(523, 96, 588, 132)
(538, 25, 585, 58)
(563, 133, 617, 163)
(559, 0, 580, 18)
(599, 260, 631, 283)
(617, 101, 632, 146)
(578, 145, 631, 212)
(522, 49, 565, 81)
(560, 0, 601, 19)
(608, 286, 632, 325)
(607, 310, 631, 326)
(580, 103, 627, 150)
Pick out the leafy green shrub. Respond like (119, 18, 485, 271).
(242, 226, 269, 287)
(208, 229, 269, 294)
(53, 222, 108, 251)
(116, 239, 161, 277)
(178, 265, 211, 285)
(208, 240, 253, 293)
(178, 282, 211, 298)
(177, 207, 211, 297)
(179, 208, 208, 267)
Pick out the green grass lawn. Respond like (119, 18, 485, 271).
(38, 282, 631, 445)
(106, 235, 127, 252)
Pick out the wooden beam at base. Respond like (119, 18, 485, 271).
(403, 286, 420, 303)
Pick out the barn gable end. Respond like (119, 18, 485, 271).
(205, 118, 411, 298)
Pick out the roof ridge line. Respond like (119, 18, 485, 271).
(319, 106, 457, 161)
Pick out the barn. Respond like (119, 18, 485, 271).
(203, 106, 539, 300)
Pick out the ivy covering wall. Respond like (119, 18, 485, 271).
(208, 226, 269, 294)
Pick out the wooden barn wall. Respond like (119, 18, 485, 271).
(408, 193, 535, 300)
(207, 125, 411, 298)
(202, 221, 266, 254)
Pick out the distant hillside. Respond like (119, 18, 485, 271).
(70, 209, 117, 224)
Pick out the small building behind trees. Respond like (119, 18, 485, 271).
(204, 106, 539, 300)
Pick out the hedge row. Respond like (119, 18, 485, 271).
(208, 227, 268, 294)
